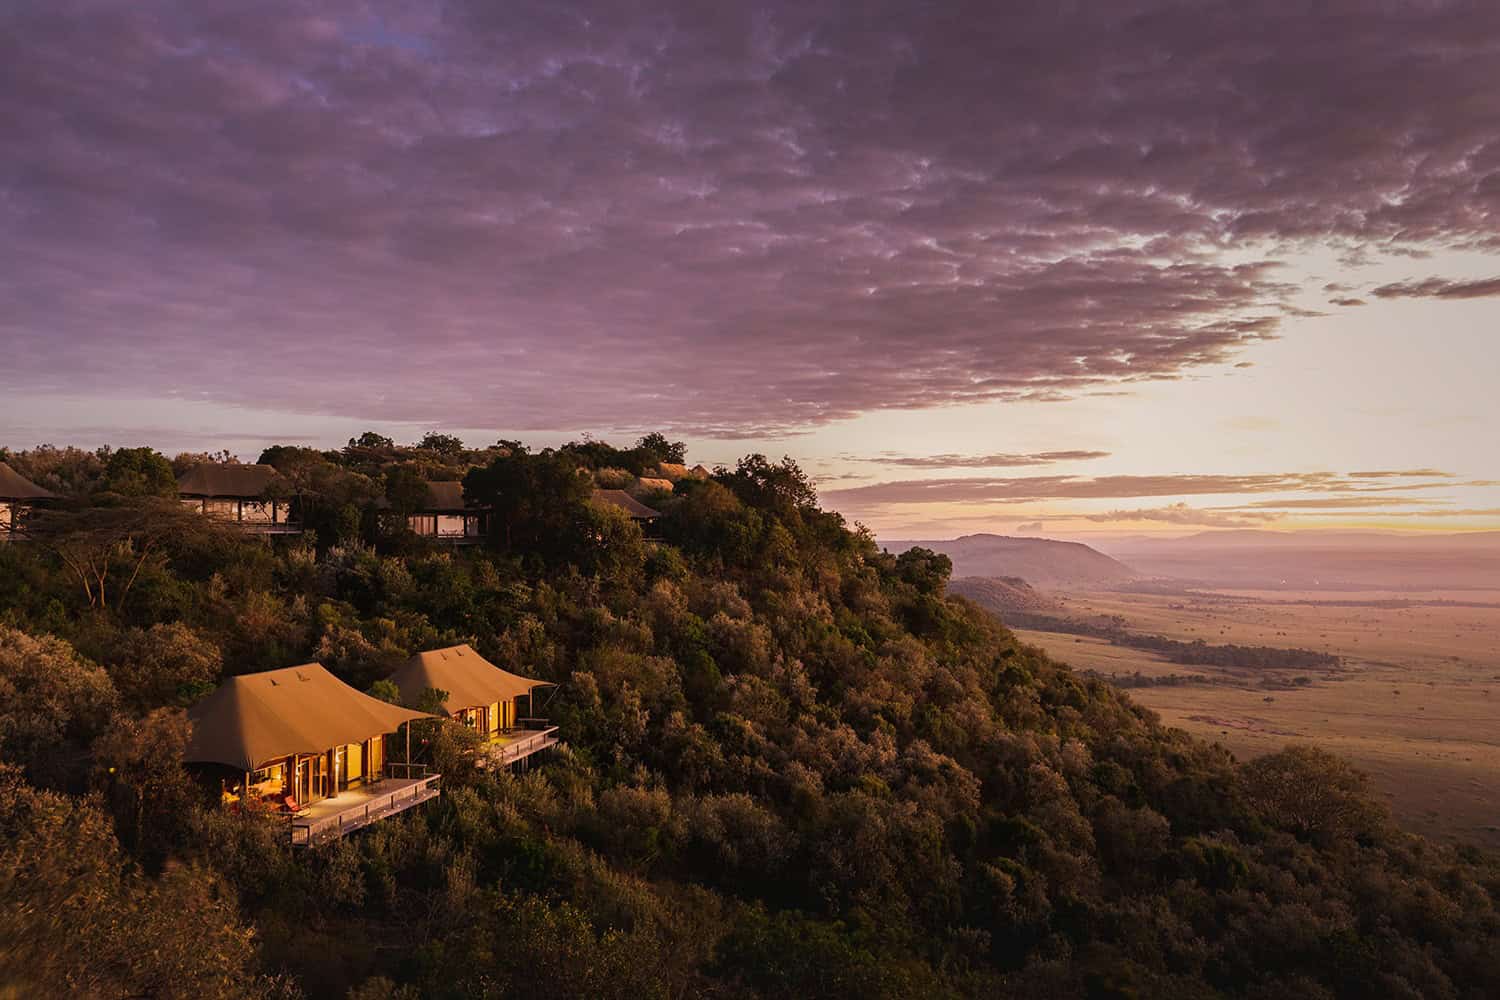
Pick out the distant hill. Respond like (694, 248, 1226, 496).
(1097, 530, 1500, 590)
(947, 575, 1060, 614)
(883, 533, 1136, 588)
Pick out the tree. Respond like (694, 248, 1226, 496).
(171, 449, 236, 476)
(21, 498, 220, 612)
(720, 454, 817, 514)
(635, 432, 687, 465)
(93, 708, 202, 866)
(463, 449, 593, 556)
(417, 431, 465, 456)
(0, 766, 274, 999)
(108, 622, 222, 709)
(894, 547, 953, 596)
(0, 627, 120, 788)
(348, 431, 395, 449)
(99, 446, 177, 498)
(1241, 744, 1387, 845)
(384, 465, 432, 523)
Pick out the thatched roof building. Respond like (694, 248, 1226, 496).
(0, 462, 59, 500)
(176, 463, 286, 498)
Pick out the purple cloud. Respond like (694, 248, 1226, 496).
(4, 2, 1500, 435)
(1085, 504, 1283, 528)
(1371, 277, 1500, 300)
(854, 450, 1111, 469)
(821, 470, 1465, 508)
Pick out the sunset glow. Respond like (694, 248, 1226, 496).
(3, 1, 1496, 538)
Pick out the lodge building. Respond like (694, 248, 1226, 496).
(0, 462, 59, 540)
(177, 463, 300, 533)
(590, 488, 662, 524)
(405, 481, 488, 543)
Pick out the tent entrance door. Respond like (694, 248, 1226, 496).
(294, 756, 311, 806)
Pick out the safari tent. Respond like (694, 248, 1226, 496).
(185, 663, 439, 845)
(389, 644, 558, 767)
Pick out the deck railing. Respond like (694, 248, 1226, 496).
(289, 770, 441, 847)
(487, 726, 560, 768)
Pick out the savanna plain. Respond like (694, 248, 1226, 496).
(1016, 588, 1500, 848)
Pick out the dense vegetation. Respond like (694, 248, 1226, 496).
(2, 437, 1498, 999)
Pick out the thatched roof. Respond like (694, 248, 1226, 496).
(591, 488, 661, 520)
(177, 463, 284, 498)
(636, 477, 675, 493)
(656, 462, 690, 481)
(689, 464, 712, 479)
(389, 644, 552, 714)
(0, 462, 59, 500)
(422, 481, 475, 511)
(185, 663, 434, 771)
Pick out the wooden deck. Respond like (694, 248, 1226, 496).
(290, 773, 441, 847)
(483, 726, 560, 768)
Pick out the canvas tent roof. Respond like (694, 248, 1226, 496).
(185, 663, 433, 771)
(177, 463, 285, 498)
(591, 489, 661, 520)
(389, 644, 553, 714)
(0, 462, 59, 500)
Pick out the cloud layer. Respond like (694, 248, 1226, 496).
(852, 451, 1111, 469)
(820, 471, 1465, 508)
(5, 2, 1500, 435)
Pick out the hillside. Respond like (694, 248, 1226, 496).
(946, 575, 1060, 615)
(1, 440, 1498, 999)
(884, 533, 1137, 588)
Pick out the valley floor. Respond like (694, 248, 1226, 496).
(1015, 588, 1500, 849)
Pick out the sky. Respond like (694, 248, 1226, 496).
(2, 1, 1497, 539)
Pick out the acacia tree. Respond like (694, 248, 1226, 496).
(20, 498, 220, 612)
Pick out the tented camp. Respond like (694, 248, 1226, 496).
(185, 663, 439, 846)
(406, 481, 487, 543)
(591, 488, 661, 522)
(177, 463, 299, 533)
(0, 462, 59, 540)
(389, 644, 558, 768)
